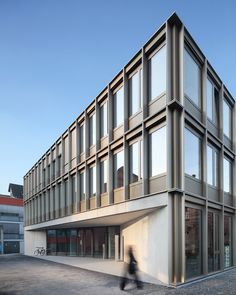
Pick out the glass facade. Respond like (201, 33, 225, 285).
(150, 126, 166, 177)
(224, 215, 232, 268)
(129, 69, 142, 116)
(185, 128, 201, 179)
(223, 100, 231, 138)
(207, 145, 218, 187)
(47, 226, 119, 258)
(223, 158, 231, 193)
(100, 101, 108, 138)
(149, 45, 166, 101)
(80, 124, 85, 153)
(100, 159, 108, 193)
(184, 49, 201, 107)
(89, 166, 96, 197)
(113, 87, 124, 128)
(114, 150, 124, 188)
(185, 207, 202, 279)
(80, 172, 85, 200)
(130, 140, 142, 183)
(89, 114, 96, 146)
(208, 212, 220, 273)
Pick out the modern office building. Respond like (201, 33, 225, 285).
(24, 13, 235, 285)
(0, 194, 24, 254)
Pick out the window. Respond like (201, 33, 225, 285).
(150, 126, 166, 177)
(207, 79, 219, 125)
(184, 49, 201, 107)
(149, 45, 166, 101)
(80, 172, 85, 200)
(130, 140, 142, 183)
(185, 207, 202, 279)
(223, 157, 232, 194)
(207, 145, 218, 187)
(71, 175, 77, 210)
(100, 159, 108, 193)
(113, 86, 124, 128)
(89, 166, 96, 197)
(80, 124, 85, 153)
(114, 150, 124, 188)
(208, 212, 220, 273)
(89, 113, 96, 146)
(71, 128, 76, 160)
(100, 101, 108, 138)
(64, 136, 69, 173)
(185, 128, 201, 179)
(223, 100, 231, 138)
(129, 69, 142, 116)
(224, 215, 232, 268)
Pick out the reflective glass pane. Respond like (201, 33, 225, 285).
(114, 150, 124, 188)
(185, 128, 201, 179)
(130, 141, 139, 183)
(89, 166, 96, 197)
(184, 49, 200, 106)
(89, 114, 96, 146)
(207, 79, 213, 120)
(101, 159, 108, 193)
(101, 101, 108, 138)
(185, 207, 202, 279)
(114, 87, 124, 127)
(149, 45, 166, 100)
(223, 158, 231, 193)
(80, 172, 85, 200)
(224, 215, 232, 268)
(150, 126, 166, 176)
(223, 100, 231, 138)
(129, 71, 139, 116)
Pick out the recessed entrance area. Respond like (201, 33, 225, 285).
(47, 226, 120, 258)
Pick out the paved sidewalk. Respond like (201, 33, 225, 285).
(35, 255, 164, 285)
(1, 255, 236, 295)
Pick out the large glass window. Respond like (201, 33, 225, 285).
(100, 101, 108, 138)
(149, 45, 166, 101)
(113, 87, 124, 128)
(184, 49, 201, 107)
(129, 69, 142, 116)
(89, 114, 96, 146)
(207, 79, 213, 121)
(223, 157, 232, 194)
(114, 150, 124, 188)
(150, 126, 166, 177)
(208, 212, 220, 273)
(224, 215, 232, 268)
(80, 172, 85, 200)
(80, 124, 85, 153)
(223, 100, 231, 138)
(71, 175, 77, 211)
(100, 159, 108, 193)
(89, 166, 96, 197)
(185, 128, 201, 179)
(130, 140, 142, 183)
(207, 145, 218, 187)
(185, 207, 202, 279)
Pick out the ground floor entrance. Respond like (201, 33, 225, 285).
(47, 226, 120, 258)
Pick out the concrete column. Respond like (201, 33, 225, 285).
(96, 156, 101, 208)
(141, 48, 148, 119)
(76, 172, 81, 213)
(67, 177, 72, 215)
(108, 148, 114, 205)
(85, 165, 90, 210)
(55, 184, 60, 218)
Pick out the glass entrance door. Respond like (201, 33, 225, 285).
(208, 212, 220, 273)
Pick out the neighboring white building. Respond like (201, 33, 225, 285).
(24, 13, 235, 285)
(0, 195, 24, 254)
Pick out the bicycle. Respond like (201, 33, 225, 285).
(34, 246, 46, 256)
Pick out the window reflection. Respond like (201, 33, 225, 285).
(100, 159, 108, 193)
(149, 45, 166, 101)
(150, 126, 166, 177)
(184, 49, 200, 107)
(89, 114, 96, 146)
(185, 128, 201, 179)
(114, 87, 124, 128)
(114, 150, 124, 188)
(185, 207, 202, 279)
(101, 101, 108, 138)
(207, 145, 218, 187)
(80, 172, 85, 200)
(223, 100, 231, 138)
(89, 166, 96, 197)
(129, 70, 142, 116)
(223, 158, 231, 194)
(224, 215, 232, 268)
(130, 140, 142, 183)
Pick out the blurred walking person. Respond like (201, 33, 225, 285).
(120, 246, 143, 290)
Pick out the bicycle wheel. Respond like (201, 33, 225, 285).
(34, 249, 39, 256)
(41, 249, 46, 255)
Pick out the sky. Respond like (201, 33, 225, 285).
(0, 0, 235, 195)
